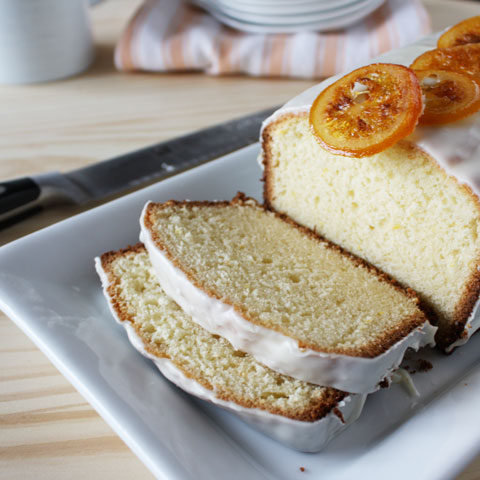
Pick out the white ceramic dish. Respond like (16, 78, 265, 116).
(211, 0, 362, 17)
(194, 0, 384, 33)
(226, 0, 351, 6)
(1, 144, 480, 480)
(206, 0, 373, 24)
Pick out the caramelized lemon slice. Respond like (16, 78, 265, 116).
(416, 69, 480, 125)
(410, 44, 480, 80)
(437, 16, 480, 48)
(309, 64, 422, 158)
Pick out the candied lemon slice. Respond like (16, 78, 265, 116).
(410, 44, 480, 80)
(416, 69, 480, 125)
(438, 16, 480, 48)
(309, 64, 422, 158)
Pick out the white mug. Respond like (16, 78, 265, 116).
(0, 0, 94, 84)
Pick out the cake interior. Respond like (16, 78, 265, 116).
(263, 113, 480, 347)
(145, 198, 425, 357)
(101, 245, 344, 422)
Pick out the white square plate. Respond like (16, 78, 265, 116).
(1, 144, 480, 480)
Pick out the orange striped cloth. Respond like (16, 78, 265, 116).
(115, 0, 430, 79)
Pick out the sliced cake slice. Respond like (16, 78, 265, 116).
(140, 194, 436, 394)
(95, 244, 366, 452)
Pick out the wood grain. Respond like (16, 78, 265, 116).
(1, 1, 479, 479)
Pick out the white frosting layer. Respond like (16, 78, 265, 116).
(391, 368, 419, 398)
(95, 257, 366, 452)
(140, 205, 437, 394)
(260, 32, 480, 352)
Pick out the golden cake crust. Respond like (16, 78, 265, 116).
(442, 257, 480, 350)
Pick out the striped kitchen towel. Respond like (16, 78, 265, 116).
(115, 0, 430, 79)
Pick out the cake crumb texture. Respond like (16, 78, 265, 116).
(263, 113, 480, 349)
(144, 196, 426, 357)
(100, 245, 345, 422)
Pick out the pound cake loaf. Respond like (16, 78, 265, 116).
(140, 194, 436, 394)
(262, 33, 480, 352)
(95, 244, 366, 452)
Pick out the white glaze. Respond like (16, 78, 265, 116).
(95, 256, 366, 452)
(260, 32, 480, 352)
(391, 368, 420, 398)
(140, 204, 437, 394)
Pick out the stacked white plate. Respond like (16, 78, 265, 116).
(191, 0, 385, 33)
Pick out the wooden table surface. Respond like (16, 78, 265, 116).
(1, 1, 480, 478)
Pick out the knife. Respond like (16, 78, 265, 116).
(0, 106, 276, 228)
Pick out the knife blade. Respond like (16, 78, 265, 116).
(0, 106, 277, 228)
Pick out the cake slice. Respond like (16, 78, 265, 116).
(95, 244, 366, 452)
(140, 194, 436, 394)
(261, 33, 480, 352)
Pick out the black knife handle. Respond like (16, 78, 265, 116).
(0, 177, 41, 215)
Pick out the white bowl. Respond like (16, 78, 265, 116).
(208, 0, 373, 24)
(193, 0, 384, 33)
(213, 0, 360, 15)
